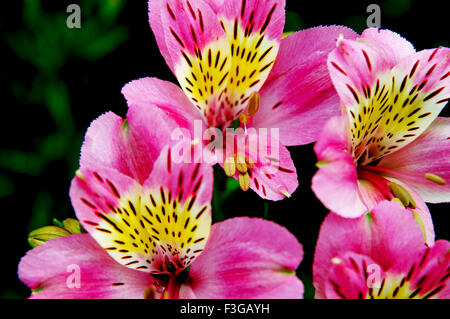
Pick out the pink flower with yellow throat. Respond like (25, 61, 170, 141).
(18, 104, 304, 298)
(122, 0, 357, 200)
(312, 28, 450, 244)
(313, 201, 450, 299)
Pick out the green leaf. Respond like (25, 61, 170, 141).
(44, 81, 74, 128)
(0, 150, 45, 175)
(98, 0, 127, 23)
(75, 27, 129, 61)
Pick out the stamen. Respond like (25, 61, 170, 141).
(238, 172, 250, 191)
(412, 212, 427, 243)
(235, 153, 248, 174)
(247, 92, 260, 116)
(224, 156, 236, 177)
(425, 173, 446, 185)
(389, 182, 416, 209)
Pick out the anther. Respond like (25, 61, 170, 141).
(238, 172, 250, 191)
(390, 182, 416, 209)
(247, 92, 260, 116)
(412, 211, 427, 243)
(425, 173, 446, 185)
(235, 153, 248, 174)
(224, 156, 236, 177)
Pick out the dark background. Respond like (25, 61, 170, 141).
(0, 0, 448, 298)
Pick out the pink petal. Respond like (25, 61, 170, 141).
(323, 241, 450, 299)
(142, 144, 214, 271)
(18, 234, 154, 299)
(378, 117, 450, 203)
(122, 77, 205, 133)
(313, 200, 427, 298)
(311, 115, 367, 217)
(327, 33, 393, 109)
(206, 0, 286, 41)
(183, 217, 304, 299)
(80, 112, 135, 180)
(267, 26, 358, 81)
(356, 174, 390, 210)
(148, 0, 225, 72)
(80, 108, 178, 184)
(359, 28, 415, 67)
(143, 144, 213, 220)
(400, 240, 450, 299)
(362, 47, 450, 159)
(70, 166, 165, 273)
(253, 26, 358, 146)
(148, 0, 173, 73)
(330, 41, 449, 164)
(324, 252, 383, 299)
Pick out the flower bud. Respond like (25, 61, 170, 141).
(28, 226, 71, 248)
(62, 218, 83, 234)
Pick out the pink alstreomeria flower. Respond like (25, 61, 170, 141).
(18, 106, 304, 298)
(122, 0, 357, 200)
(312, 28, 450, 242)
(313, 201, 450, 299)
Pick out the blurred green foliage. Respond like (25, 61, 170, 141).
(2, 0, 129, 234)
(7, 0, 128, 72)
(1, 0, 130, 298)
(285, 11, 304, 32)
(383, 0, 411, 17)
